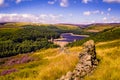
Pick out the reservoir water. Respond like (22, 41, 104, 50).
(55, 33, 89, 42)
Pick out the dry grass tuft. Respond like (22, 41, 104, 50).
(85, 40, 120, 80)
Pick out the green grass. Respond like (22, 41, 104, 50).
(67, 26, 120, 47)
(1, 23, 120, 80)
(85, 40, 120, 80)
(0, 47, 80, 80)
(84, 24, 119, 32)
(1, 39, 120, 80)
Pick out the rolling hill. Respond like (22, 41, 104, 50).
(0, 23, 120, 80)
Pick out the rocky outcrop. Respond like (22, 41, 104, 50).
(58, 40, 98, 80)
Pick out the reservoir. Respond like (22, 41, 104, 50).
(55, 33, 89, 42)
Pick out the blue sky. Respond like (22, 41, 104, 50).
(0, 0, 120, 24)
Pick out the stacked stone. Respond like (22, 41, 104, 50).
(58, 40, 98, 80)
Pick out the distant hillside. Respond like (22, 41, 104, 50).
(1, 22, 120, 57)
(58, 23, 90, 29)
(0, 23, 83, 58)
(67, 25, 120, 47)
(0, 23, 120, 80)
(84, 23, 120, 32)
(58, 23, 120, 30)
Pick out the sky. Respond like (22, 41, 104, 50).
(0, 0, 120, 24)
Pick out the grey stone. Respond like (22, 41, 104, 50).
(65, 71, 73, 79)
(58, 40, 98, 80)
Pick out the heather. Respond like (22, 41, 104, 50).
(0, 23, 120, 80)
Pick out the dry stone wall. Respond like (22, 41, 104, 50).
(58, 40, 98, 80)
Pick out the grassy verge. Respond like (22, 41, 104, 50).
(1, 24, 120, 80)
(0, 47, 81, 80)
(85, 40, 120, 80)
(0, 39, 120, 80)
(67, 27, 120, 47)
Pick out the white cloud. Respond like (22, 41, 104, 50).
(83, 10, 100, 16)
(83, 11, 91, 16)
(0, 0, 24, 7)
(92, 10, 100, 14)
(91, 20, 95, 23)
(101, 11, 104, 15)
(0, 0, 4, 6)
(69, 13, 73, 16)
(108, 8, 111, 11)
(111, 16, 120, 21)
(48, 0, 57, 5)
(107, 13, 110, 16)
(59, 14, 63, 17)
(15, 0, 32, 4)
(102, 16, 120, 23)
(0, 14, 35, 22)
(103, 0, 120, 3)
(48, 1, 55, 4)
(0, 13, 63, 24)
(16, 0, 22, 3)
(82, 0, 92, 4)
(60, 0, 69, 7)
(49, 14, 57, 20)
(103, 17, 107, 21)
(48, 0, 69, 7)
(39, 14, 48, 19)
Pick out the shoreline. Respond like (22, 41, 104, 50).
(51, 33, 89, 47)
(61, 33, 89, 37)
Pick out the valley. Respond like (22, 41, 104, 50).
(0, 0, 120, 80)
(0, 22, 120, 80)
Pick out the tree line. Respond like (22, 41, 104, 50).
(0, 26, 59, 58)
